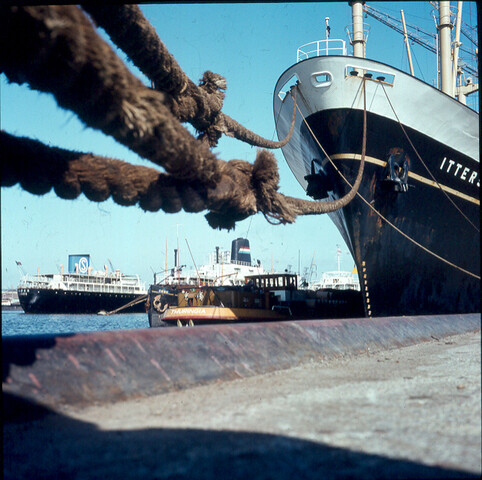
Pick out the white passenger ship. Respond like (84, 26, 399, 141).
(17, 254, 147, 314)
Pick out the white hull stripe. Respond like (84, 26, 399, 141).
(331, 153, 480, 205)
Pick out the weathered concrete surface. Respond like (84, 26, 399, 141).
(4, 330, 480, 479)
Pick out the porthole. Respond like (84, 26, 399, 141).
(311, 71, 332, 88)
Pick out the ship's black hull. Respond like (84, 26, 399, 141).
(274, 55, 479, 318)
(17, 288, 147, 314)
(302, 108, 480, 317)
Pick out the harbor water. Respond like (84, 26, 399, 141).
(1, 310, 149, 337)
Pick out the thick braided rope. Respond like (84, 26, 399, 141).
(0, 5, 222, 185)
(0, 131, 299, 228)
(1, 6, 362, 229)
(82, 4, 189, 96)
(0, 131, 200, 213)
(1, 128, 364, 229)
(82, 4, 296, 149)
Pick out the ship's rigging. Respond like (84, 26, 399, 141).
(363, 2, 478, 108)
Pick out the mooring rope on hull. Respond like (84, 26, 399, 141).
(295, 82, 480, 280)
(380, 82, 480, 233)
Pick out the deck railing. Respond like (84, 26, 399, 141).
(18, 274, 145, 294)
(297, 39, 347, 62)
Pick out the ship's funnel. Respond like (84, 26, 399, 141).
(68, 254, 90, 275)
(231, 238, 251, 265)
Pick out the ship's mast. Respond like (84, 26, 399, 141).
(438, 1, 453, 95)
(451, 1, 463, 96)
(401, 9, 415, 76)
(363, 2, 478, 106)
(364, 3, 477, 76)
(350, 1, 366, 58)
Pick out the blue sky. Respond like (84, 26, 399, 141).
(1, 2, 478, 289)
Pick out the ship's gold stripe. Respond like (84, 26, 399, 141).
(331, 153, 480, 205)
(331, 153, 388, 168)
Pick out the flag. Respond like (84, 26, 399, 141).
(16, 261, 22, 266)
(239, 246, 250, 254)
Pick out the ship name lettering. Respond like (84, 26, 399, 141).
(439, 156, 479, 187)
(446, 159, 455, 173)
(171, 308, 206, 315)
(453, 163, 463, 176)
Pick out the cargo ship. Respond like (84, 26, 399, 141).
(273, 1, 479, 317)
(17, 254, 147, 314)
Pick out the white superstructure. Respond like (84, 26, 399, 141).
(159, 239, 265, 287)
(311, 271, 360, 291)
(311, 248, 360, 291)
(18, 270, 146, 296)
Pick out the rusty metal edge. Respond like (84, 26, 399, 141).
(3, 314, 480, 417)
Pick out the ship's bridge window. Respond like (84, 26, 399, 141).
(346, 66, 395, 86)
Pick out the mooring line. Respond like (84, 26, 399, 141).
(380, 82, 480, 233)
(295, 85, 480, 280)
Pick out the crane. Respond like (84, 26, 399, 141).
(15, 260, 26, 277)
(108, 258, 115, 272)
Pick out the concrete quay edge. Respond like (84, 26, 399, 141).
(3, 313, 480, 415)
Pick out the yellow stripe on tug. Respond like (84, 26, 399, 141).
(162, 306, 289, 325)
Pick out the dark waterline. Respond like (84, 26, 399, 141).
(1, 310, 150, 336)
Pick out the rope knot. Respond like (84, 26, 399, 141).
(198, 113, 227, 147)
(199, 71, 227, 94)
(195, 71, 227, 147)
(251, 150, 296, 224)
(204, 150, 295, 229)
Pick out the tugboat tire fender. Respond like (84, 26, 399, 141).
(153, 295, 168, 313)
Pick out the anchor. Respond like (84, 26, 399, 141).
(304, 159, 332, 200)
(380, 148, 411, 193)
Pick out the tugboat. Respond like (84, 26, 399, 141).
(158, 274, 297, 327)
(273, 1, 479, 317)
(17, 254, 147, 314)
(147, 238, 265, 326)
(151, 271, 364, 328)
